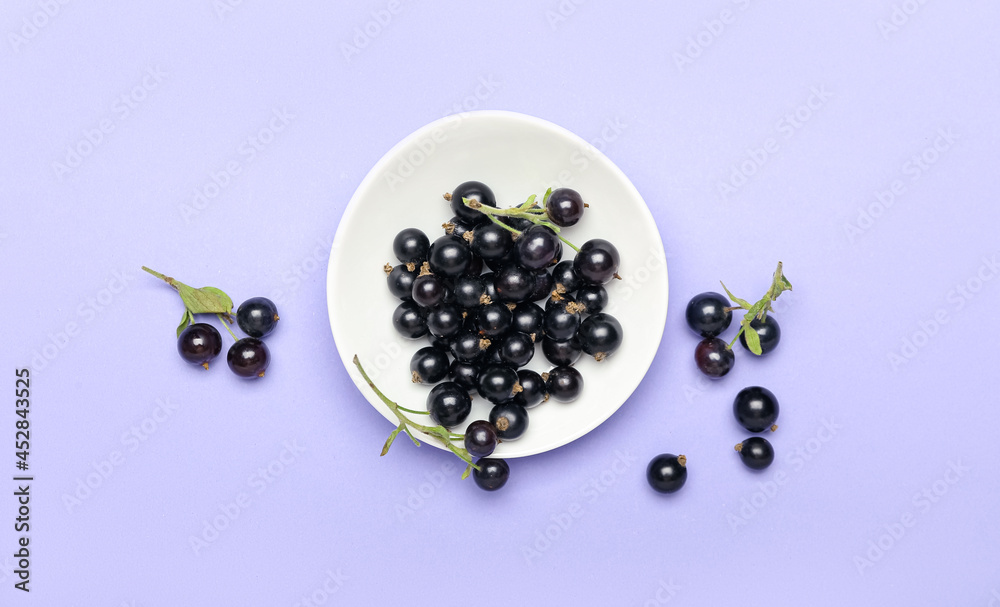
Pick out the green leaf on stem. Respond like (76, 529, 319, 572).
(461, 463, 474, 480)
(176, 309, 194, 338)
(720, 281, 752, 309)
(743, 324, 763, 355)
(542, 187, 553, 206)
(382, 423, 406, 456)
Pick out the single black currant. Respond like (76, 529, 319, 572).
(452, 275, 485, 308)
(739, 315, 782, 355)
(446, 217, 474, 237)
(545, 188, 585, 227)
(392, 227, 430, 263)
(646, 454, 688, 494)
(392, 301, 428, 339)
(577, 313, 623, 361)
(477, 364, 519, 404)
(426, 303, 464, 339)
(483, 247, 518, 273)
(469, 222, 513, 260)
(550, 260, 581, 293)
(475, 302, 512, 337)
(411, 273, 449, 308)
(472, 457, 509, 491)
(236, 297, 279, 338)
(575, 284, 608, 314)
(177, 323, 222, 369)
(464, 420, 498, 458)
(516, 225, 562, 270)
(527, 269, 554, 302)
(512, 369, 546, 408)
(546, 365, 583, 402)
(451, 331, 489, 362)
(227, 337, 270, 378)
(573, 238, 620, 284)
(733, 386, 779, 432)
(695, 337, 734, 378)
(498, 332, 535, 368)
(481, 272, 499, 301)
(489, 402, 529, 440)
(428, 234, 472, 277)
(542, 336, 582, 366)
(494, 264, 534, 302)
(543, 302, 583, 341)
(426, 381, 472, 428)
(409, 346, 450, 384)
(510, 302, 544, 337)
(386, 264, 417, 300)
(449, 181, 496, 226)
(736, 437, 774, 470)
(449, 359, 481, 392)
(685, 292, 732, 338)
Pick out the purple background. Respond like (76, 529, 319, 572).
(3, 1, 999, 605)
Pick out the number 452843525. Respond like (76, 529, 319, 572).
(15, 369, 29, 471)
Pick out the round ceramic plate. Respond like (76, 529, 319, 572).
(327, 110, 667, 458)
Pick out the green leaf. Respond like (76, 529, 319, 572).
(176, 284, 234, 315)
(743, 324, 763, 355)
(461, 463, 473, 480)
(175, 309, 194, 338)
(542, 187, 554, 206)
(720, 281, 752, 310)
(381, 424, 405, 456)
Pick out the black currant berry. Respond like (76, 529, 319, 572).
(464, 420, 498, 458)
(446, 217, 473, 238)
(411, 273, 449, 308)
(542, 336, 582, 366)
(227, 337, 270, 378)
(685, 292, 732, 338)
(449, 359, 481, 392)
(473, 457, 509, 491)
(426, 303, 464, 339)
(428, 235, 472, 277)
(451, 331, 489, 362)
(694, 337, 734, 378)
(494, 264, 534, 303)
(512, 369, 546, 408)
(469, 222, 513, 260)
(452, 275, 485, 309)
(527, 269, 555, 302)
(577, 313, 623, 361)
(236, 297, 279, 338)
(575, 284, 608, 314)
(177, 323, 222, 369)
(646, 454, 687, 494)
(511, 302, 544, 337)
(736, 437, 774, 470)
(481, 272, 499, 301)
(733, 386, 779, 432)
(550, 260, 581, 293)
(392, 301, 428, 339)
(475, 302, 512, 337)
(543, 302, 582, 341)
(392, 228, 430, 264)
(386, 265, 417, 300)
(545, 188, 585, 227)
(573, 238, 620, 284)
(477, 364, 519, 404)
(449, 181, 497, 226)
(409, 346, 450, 384)
(516, 226, 562, 270)
(546, 366, 583, 402)
(739, 315, 782, 355)
(498, 332, 535, 368)
(489, 402, 529, 440)
(426, 382, 472, 428)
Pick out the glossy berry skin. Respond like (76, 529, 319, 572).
(449, 359, 481, 392)
(527, 269, 554, 302)
(236, 297, 279, 338)
(483, 247, 518, 273)
(513, 369, 546, 408)
(450, 181, 497, 226)
(464, 420, 498, 458)
(475, 302, 512, 337)
(575, 284, 608, 314)
(573, 238, 620, 284)
(177, 323, 222, 368)
(737, 437, 774, 470)
(550, 260, 581, 293)
(392, 301, 428, 339)
(685, 292, 732, 338)
(426, 304, 464, 339)
(451, 331, 488, 362)
(464, 253, 484, 277)
(392, 228, 430, 263)
(477, 364, 519, 404)
(426, 382, 472, 428)
(489, 402, 529, 440)
(227, 337, 270, 378)
(447, 217, 473, 238)
(646, 454, 687, 494)
(452, 275, 485, 309)
(733, 386, 779, 432)
(469, 222, 513, 260)
(428, 235, 472, 277)
(542, 336, 582, 366)
(511, 302, 544, 337)
(546, 365, 583, 402)
(695, 337, 734, 378)
(516, 226, 562, 270)
(577, 313, 623, 361)
(473, 457, 509, 491)
(480, 272, 499, 301)
(498, 332, 535, 368)
(409, 346, 450, 384)
(494, 264, 534, 303)
(739, 315, 781, 355)
(427, 332, 453, 352)
(545, 188, 585, 227)
(543, 303, 582, 341)
(411, 274, 449, 308)
(387, 265, 417, 300)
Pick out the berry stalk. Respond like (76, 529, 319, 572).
(457, 190, 582, 252)
(721, 262, 793, 355)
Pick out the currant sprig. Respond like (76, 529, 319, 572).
(452, 188, 581, 252)
(721, 262, 793, 355)
(352, 355, 480, 478)
(141, 266, 237, 338)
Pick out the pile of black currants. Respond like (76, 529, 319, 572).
(362, 181, 624, 491)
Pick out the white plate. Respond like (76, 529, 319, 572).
(327, 110, 668, 458)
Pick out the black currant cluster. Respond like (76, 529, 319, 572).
(687, 291, 781, 378)
(142, 267, 278, 379)
(381, 181, 624, 491)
